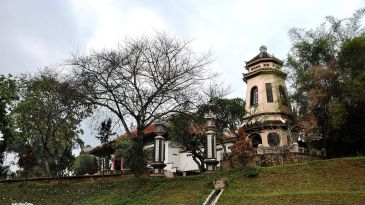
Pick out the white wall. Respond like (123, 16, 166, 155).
(216, 142, 234, 167)
(162, 140, 234, 173)
(164, 141, 179, 173)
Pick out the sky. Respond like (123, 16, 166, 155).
(1, 0, 365, 153)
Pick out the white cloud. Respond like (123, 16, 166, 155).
(16, 33, 51, 65)
(72, 0, 167, 51)
(165, 0, 365, 97)
(68, 0, 365, 99)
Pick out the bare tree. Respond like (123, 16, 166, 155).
(202, 82, 231, 102)
(69, 33, 213, 176)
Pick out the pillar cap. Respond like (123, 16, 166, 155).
(154, 135, 164, 139)
(204, 158, 219, 165)
(150, 162, 166, 169)
(206, 130, 216, 134)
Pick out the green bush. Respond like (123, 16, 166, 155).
(71, 153, 98, 175)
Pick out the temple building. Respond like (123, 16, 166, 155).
(88, 123, 235, 177)
(86, 45, 324, 176)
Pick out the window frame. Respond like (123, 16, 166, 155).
(250, 86, 258, 107)
(278, 85, 288, 106)
(265, 83, 273, 103)
(268, 132, 280, 147)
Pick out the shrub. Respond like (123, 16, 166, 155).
(230, 136, 255, 167)
(72, 153, 98, 175)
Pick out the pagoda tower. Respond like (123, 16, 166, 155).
(242, 46, 296, 149)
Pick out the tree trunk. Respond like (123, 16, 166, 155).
(25, 172, 28, 185)
(42, 140, 52, 177)
(44, 158, 51, 177)
(191, 150, 205, 172)
(133, 124, 145, 177)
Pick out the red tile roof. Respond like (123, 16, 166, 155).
(85, 124, 157, 154)
(116, 124, 157, 141)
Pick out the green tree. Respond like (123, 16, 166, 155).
(287, 8, 365, 157)
(49, 147, 75, 177)
(18, 144, 37, 182)
(72, 153, 98, 175)
(0, 75, 17, 178)
(168, 112, 206, 172)
(198, 98, 245, 159)
(168, 98, 245, 171)
(13, 69, 90, 176)
(112, 137, 134, 170)
(94, 118, 115, 173)
(96, 118, 115, 144)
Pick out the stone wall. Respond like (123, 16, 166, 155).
(219, 151, 324, 170)
(255, 153, 323, 167)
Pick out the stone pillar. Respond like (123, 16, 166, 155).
(204, 109, 219, 173)
(150, 120, 166, 176)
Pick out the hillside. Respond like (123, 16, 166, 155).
(1, 157, 364, 205)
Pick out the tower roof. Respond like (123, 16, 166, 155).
(245, 45, 283, 69)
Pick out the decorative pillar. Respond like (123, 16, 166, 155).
(150, 120, 166, 176)
(204, 108, 219, 173)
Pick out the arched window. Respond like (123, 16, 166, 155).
(250, 133, 262, 148)
(278, 85, 288, 106)
(250, 86, 258, 106)
(268, 132, 280, 147)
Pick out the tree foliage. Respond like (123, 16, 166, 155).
(71, 153, 98, 176)
(287, 9, 365, 157)
(49, 147, 75, 177)
(13, 70, 90, 176)
(113, 137, 133, 161)
(168, 97, 245, 171)
(18, 144, 37, 181)
(168, 112, 206, 172)
(94, 118, 115, 172)
(0, 75, 17, 178)
(230, 135, 255, 167)
(197, 98, 245, 159)
(96, 118, 115, 144)
(198, 98, 245, 133)
(70, 33, 213, 176)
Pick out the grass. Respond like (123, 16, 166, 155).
(219, 157, 365, 205)
(1, 157, 364, 205)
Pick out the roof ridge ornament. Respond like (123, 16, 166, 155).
(259, 45, 267, 57)
(259, 45, 267, 54)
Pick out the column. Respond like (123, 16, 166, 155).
(150, 120, 166, 176)
(204, 109, 219, 173)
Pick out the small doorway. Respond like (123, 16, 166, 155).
(250, 133, 262, 148)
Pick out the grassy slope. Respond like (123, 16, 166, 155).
(1, 157, 364, 205)
(219, 157, 365, 205)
